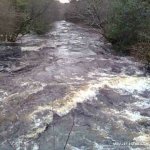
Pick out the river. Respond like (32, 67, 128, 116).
(0, 21, 150, 150)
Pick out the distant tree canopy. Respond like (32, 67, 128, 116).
(65, 0, 110, 26)
(0, 0, 60, 42)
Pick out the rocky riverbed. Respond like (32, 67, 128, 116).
(0, 21, 150, 150)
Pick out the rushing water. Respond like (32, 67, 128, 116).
(0, 21, 150, 150)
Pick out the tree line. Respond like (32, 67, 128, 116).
(65, 0, 150, 68)
(0, 0, 149, 69)
(0, 0, 60, 42)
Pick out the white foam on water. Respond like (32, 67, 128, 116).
(106, 77, 150, 95)
(26, 109, 53, 139)
(129, 148, 144, 150)
(102, 107, 149, 122)
(21, 46, 41, 52)
(134, 134, 150, 146)
(26, 83, 101, 138)
(32, 143, 39, 150)
(13, 138, 28, 150)
(21, 42, 47, 52)
(50, 83, 99, 116)
(120, 110, 150, 122)
(13, 137, 39, 150)
(88, 68, 114, 78)
(120, 57, 138, 65)
(67, 145, 81, 150)
(73, 76, 85, 81)
(93, 143, 104, 150)
(132, 96, 150, 109)
(0, 90, 8, 102)
(24, 75, 150, 142)
(9, 21, 150, 149)
(28, 76, 150, 119)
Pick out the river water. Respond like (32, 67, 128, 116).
(0, 21, 150, 150)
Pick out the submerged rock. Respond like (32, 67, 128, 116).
(0, 45, 21, 60)
(125, 67, 136, 75)
(111, 65, 122, 73)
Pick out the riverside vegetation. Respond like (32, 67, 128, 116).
(0, 0, 149, 70)
(0, 0, 60, 42)
(65, 0, 150, 71)
(0, 1, 150, 149)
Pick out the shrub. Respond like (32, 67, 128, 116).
(131, 42, 150, 72)
(106, 0, 150, 53)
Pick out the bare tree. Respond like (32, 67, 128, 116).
(65, 0, 111, 28)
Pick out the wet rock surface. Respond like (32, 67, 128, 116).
(0, 45, 21, 60)
(0, 21, 150, 150)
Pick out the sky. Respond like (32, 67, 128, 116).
(59, 0, 70, 3)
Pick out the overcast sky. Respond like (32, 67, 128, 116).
(59, 0, 69, 3)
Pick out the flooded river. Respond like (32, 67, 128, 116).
(0, 21, 150, 150)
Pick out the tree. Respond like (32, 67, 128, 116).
(106, 0, 150, 51)
(0, 0, 60, 42)
(0, 0, 17, 42)
(28, 0, 60, 34)
(65, 0, 111, 27)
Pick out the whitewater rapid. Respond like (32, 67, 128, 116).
(0, 21, 149, 150)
